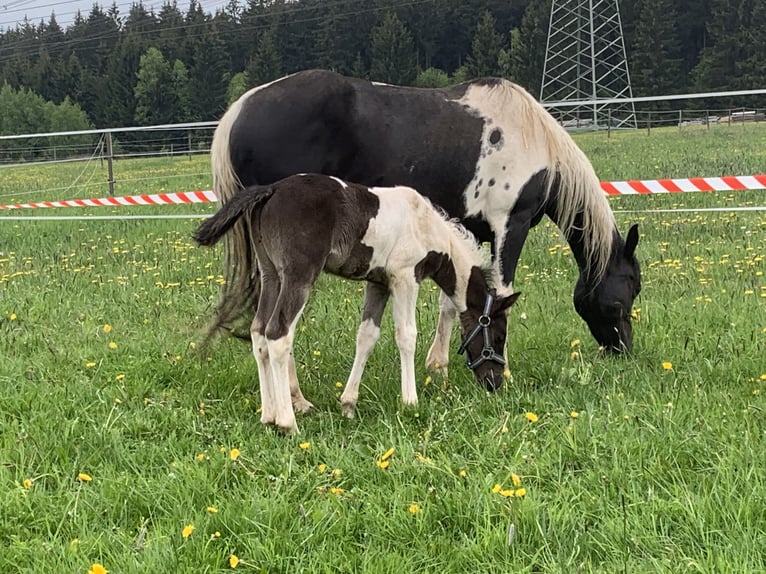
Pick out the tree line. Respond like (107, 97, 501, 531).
(0, 0, 764, 136)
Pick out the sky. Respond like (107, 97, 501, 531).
(0, 0, 225, 30)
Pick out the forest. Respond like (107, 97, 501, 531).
(0, 0, 765, 133)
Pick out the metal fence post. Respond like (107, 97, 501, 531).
(105, 132, 115, 196)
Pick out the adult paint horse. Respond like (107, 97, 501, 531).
(193, 174, 518, 433)
(210, 69, 641, 369)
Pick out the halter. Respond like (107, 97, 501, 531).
(457, 292, 505, 371)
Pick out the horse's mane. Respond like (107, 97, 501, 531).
(476, 79, 616, 282)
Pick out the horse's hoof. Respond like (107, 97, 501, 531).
(340, 402, 356, 419)
(425, 358, 449, 378)
(293, 399, 315, 415)
(275, 420, 298, 435)
(260, 413, 276, 426)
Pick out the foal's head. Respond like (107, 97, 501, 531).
(574, 224, 641, 353)
(458, 290, 520, 392)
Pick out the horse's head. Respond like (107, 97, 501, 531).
(458, 291, 520, 391)
(574, 224, 641, 353)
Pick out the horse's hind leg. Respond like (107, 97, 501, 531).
(425, 291, 456, 378)
(389, 277, 419, 406)
(265, 280, 315, 434)
(341, 282, 390, 418)
(251, 263, 281, 426)
(288, 352, 314, 414)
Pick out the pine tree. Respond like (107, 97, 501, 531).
(246, 25, 283, 87)
(370, 12, 417, 85)
(466, 10, 504, 78)
(134, 47, 178, 126)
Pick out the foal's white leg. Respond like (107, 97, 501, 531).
(340, 318, 381, 418)
(390, 278, 419, 406)
(341, 282, 389, 418)
(266, 330, 299, 434)
(425, 291, 456, 378)
(251, 330, 276, 425)
(288, 352, 314, 414)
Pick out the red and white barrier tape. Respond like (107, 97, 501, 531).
(0, 175, 765, 210)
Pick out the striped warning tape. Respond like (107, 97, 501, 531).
(0, 175, 764, 210)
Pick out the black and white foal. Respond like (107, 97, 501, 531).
(194, 174, 518, 434)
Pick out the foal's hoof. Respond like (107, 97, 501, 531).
(293, 398, 315, 415)
(260, 412, 276, 426)
(425, 358, 449, 379)
(275, 421, 298, 435)
(340, 402, 356, 419)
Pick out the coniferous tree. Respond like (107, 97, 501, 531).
(246, 25, 283, 87)
(134, 47, 178, 126)
(370, 12, 417, 85)
(188, 21, 230, 120)
(466, 10, 504, 78)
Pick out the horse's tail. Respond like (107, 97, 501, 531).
(206, 91, 262, 341)
(507, 83, 616, 282)
(193, 184, 275, 247)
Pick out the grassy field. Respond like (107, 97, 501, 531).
(1, 124, 764, 573)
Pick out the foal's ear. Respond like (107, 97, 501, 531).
(496, 291, 521, 312)
(624, 224, 639, 258)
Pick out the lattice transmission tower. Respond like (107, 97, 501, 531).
(540, 0, 636, 129)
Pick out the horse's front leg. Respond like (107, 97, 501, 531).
(389, 277, 419, 406)
(288, 352, 314, 414)
(340, 282, 389, 418)
(425, 291, 456, 378)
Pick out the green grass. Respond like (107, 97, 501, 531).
(0, 125, 764, 573)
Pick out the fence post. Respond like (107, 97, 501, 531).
(607, 108, 612, 139)
(188, 131, 192, 160)
(678, 110, 682, 130)
(105, 132, 115, 196)
(647, 111, 651, 136)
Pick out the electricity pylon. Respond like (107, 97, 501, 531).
(540, 0, 636, 129)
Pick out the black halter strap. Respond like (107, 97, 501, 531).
(457, 292, 505, 370)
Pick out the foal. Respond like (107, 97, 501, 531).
(194, 174, 518, 434)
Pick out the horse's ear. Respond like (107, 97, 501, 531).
(624, 224, 639, 258)
(496, 291, 521, 312)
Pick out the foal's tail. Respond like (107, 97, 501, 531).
(193, 184, 276, 345)
(193, 185, 275, 247)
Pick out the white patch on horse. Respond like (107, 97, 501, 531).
(329, 176, 349, 189)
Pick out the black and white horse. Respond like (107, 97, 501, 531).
(194, 174, 518, 433)
(210, 69, 641, 366)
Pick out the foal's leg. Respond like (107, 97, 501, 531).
(251, 260, 281, 426)
(389, 277, 419, 406)
(425, 291, 456, 378)
(288, 352, 314, 414)
(265, 280, 314, 434)
(340, 282, 390, 418)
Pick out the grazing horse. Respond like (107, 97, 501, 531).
(193, 174, 518, 433)
(209, 69, 641, 366)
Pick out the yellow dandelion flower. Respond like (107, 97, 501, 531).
(229, 555, 240, 568)
(299, 442, 310, 450)
(196, 453, 205, 461)
(22, 478, 32, 490)
(662, 361, 673, 371)
(491, 483, 502, 494)
(329, 487, 344, 496)
(115, 374, 125, 381)
(332, 468, 343, 479)
(408, 503, 421, 514)
(103, 324, 112, 333)
(515, 488, 527, 497)
(380, 447, 395, 461)
(570, 351, 580, 360)
(85, 362, 96, 368)
(525, 412, 539, 423)
(760, 374, 766, 381)
(213, 531, 221, 538)
(107, 342, 117, 350)
(376, 460, 390, 470)
(206, 506, 218, 513)
(499, 489, 514, 498)
(570, 339, 580, 348)
(335, 381, 343, 388)
(317, 464, 327, 473)
(9, 313, 17, 321)
(77, 472, 92, 482)
(511, 473, 522, 487)
(229, 448, 240, 461)
(182, 524, 195, 538)
(87, 564, 108, 574)
(312, 350, 321, 356)
(570, 411, 579, 418)
(458, 470, 467, 478)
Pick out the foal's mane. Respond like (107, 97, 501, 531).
(475, 79, 616, 282)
